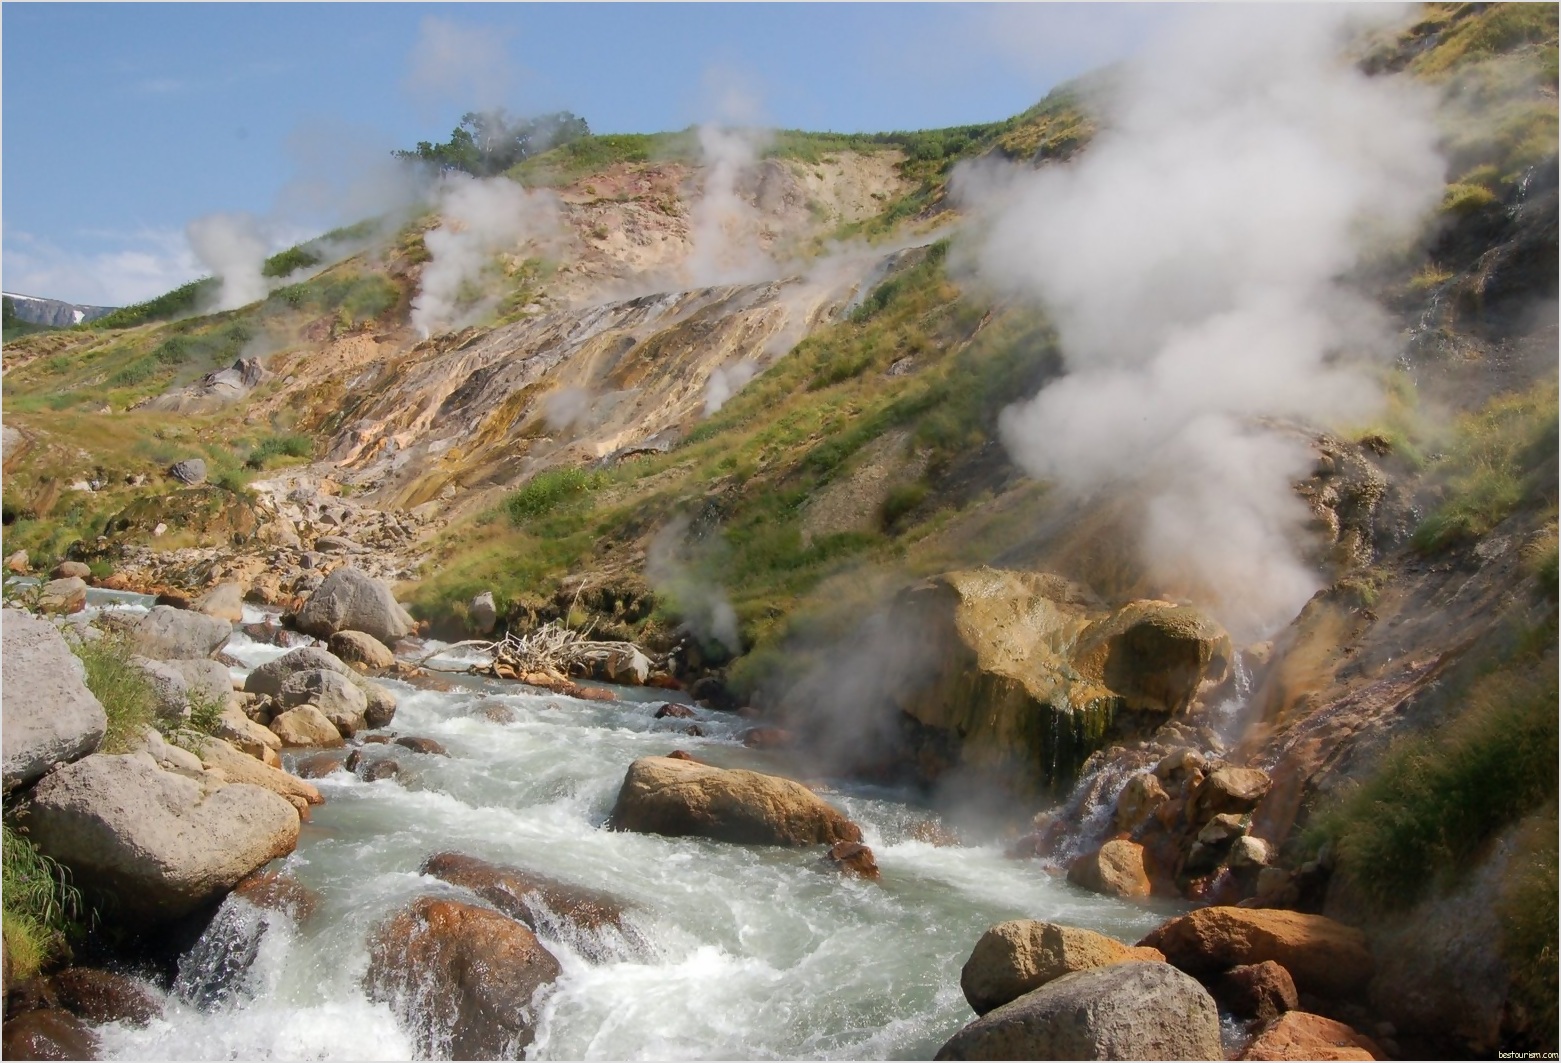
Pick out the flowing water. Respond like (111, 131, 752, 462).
(76, 597, 1181, 1060)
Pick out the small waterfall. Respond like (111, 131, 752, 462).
(173, 897, 292, 1009)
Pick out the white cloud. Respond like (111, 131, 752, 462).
(2, 228, 201, 307)
(404, 16, 513, 110)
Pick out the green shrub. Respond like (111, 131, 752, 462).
(1, 824, 85, 980)
(1315, 643, 1559, 908)
(1413, 385, 1559, 552)
(504, 467, 606, 523)
(68, 632, 157, 753)
(881, 482, 930, 530)
(1500, 814, 1559, 1047)
(246, 433, 314, 469)
(261, 245, 322, 279)
(87, 279, 217, 330)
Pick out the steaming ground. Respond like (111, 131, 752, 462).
(959, 4, 1444, 641)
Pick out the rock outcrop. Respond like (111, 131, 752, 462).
(960, 920, 1166, 1016)
(422, 852, 633, 937)
(936, 961, 1222, 1061)
(364, 896, 561, 1059)
(294, 567, 414, 645)
(608, 756, 862, 846)
(2, 610, 106, 792)
(1240, 1011, 1382, 1061)
(26, 753, 299, 919)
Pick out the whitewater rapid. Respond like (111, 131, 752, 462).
(84, 599, 1176, 1060)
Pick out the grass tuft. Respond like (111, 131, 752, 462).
(67, 632, 158, 753)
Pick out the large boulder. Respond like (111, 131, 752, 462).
(1187, 766, 1272, 826)
(843, 569, 1231, 791)
(960, 920, 1166, 1016)
(1216, 961, 1299, 1025)
(328, 630, 395, 672)
(193, 582, 245, 623)
(294, 567, 414, 646)
(608, 756, 862, 846)
(50, 967, 163, 1027)
(2, 610, 107, 791)
(935, 961, 1222, 1061)
(469, 591, 497, 636)
(243, 646, 353, 697)
(1240, 1012, 1382, 1061)
(168, 458, 207, 485)
(1139, 906, 1372, 999)
(364, 896, 561, 1059)
(36, 577, 87, 615)
(25, 753, 299, 920)
(1067, 839, 1153, 899)
(268, 706, 345, 748)
(135, 656, 236, 721)
(195, 737, 322, 807)
(132, 605, 232, 660)
(278, 670, 367, 736)
(422, 852, 633, 939)
(362, 682, 398, 729)
(213, 705, 283, 763)
(1, 1009, 100, 1060)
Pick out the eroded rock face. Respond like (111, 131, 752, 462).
(2, 610, 106, 792)
(364, 896, 561, 1059)
(960, 920, 1166, 1016)
(936, 961, 1222, 1061)
(26, 753, 299, 920)
(294, 567, 414, 646)
(1139, 906, 1372, 999)
(609, 756, 863, 847)
(132, 605, 232, 661)
(850, 569, 1232, 793)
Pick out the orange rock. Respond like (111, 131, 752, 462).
(1139, 906, 1372, 998)
(1240, 1011, 1381, 1060)
(1068, 839, 1152, 898)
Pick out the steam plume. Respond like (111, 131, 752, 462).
(646, 516, 740, 654)
(186, 213, 272, 312)
(962, 5, 1443, 639)
(410, 173, 561, 337)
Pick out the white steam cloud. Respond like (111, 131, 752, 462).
(703, 360, 757, 416)
(543, 386, 592, 431)
(646, 516, 740, 654)
(411, 173, 561, 338)
(962, 5, 1444, 640)
(185, 212, 273, 312)
(683, 124, 776, 288)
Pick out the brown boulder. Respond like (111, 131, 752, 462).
(1240, 1011, 1382, 1060)
(1114, 772, 1169, 833)
(608, 756, 862, 847)
(364, 896, 561, 1059)
(36, 577, 87, 616)
(1, 1009, 99, 1060)
(475, 700, 519, 724)
(50, 967, 162, 1027)
(268, 706, 345, 748)
(232, 870, 320, 923)
(422, 852, 631, 937)
(1188, 766, 1272, 826)
(822, 841, 880, 880)
(1139, 906, 1372, 998)
(1216, 960, 1299, 1024)
(293, 751, 346, 778)
(742, 726, 793, 749)
(328, 630, 395, 672)
(1067, 839, 1152, 898)
(50, 561, 91, 581)
(654, 703, 696, 719)
(1073, 600, 1232, 715)
(396, 736, 448, 757)
(960, 919, 1166, 1015)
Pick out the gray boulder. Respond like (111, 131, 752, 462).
(469, 591, 497, 635)
(132, 606, 232, 660)
(362, 682, 398, 729)
(193, 582, 245, 623)
(26, 753, 299, 920)
(278, 670, 367, 736)
(2, 610, 107, 791)
(169, 458, 207, 485)
(328, 630, 395, 671)
(294, 568, 414, 645)
(935, 962, 1221, 1061)
(132, 657, 232, 722)
(244, 646, 354, 697)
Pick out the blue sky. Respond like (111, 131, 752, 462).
(3, 3, 1168, 306)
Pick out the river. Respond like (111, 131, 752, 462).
(79, 596, 1177, 1060)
